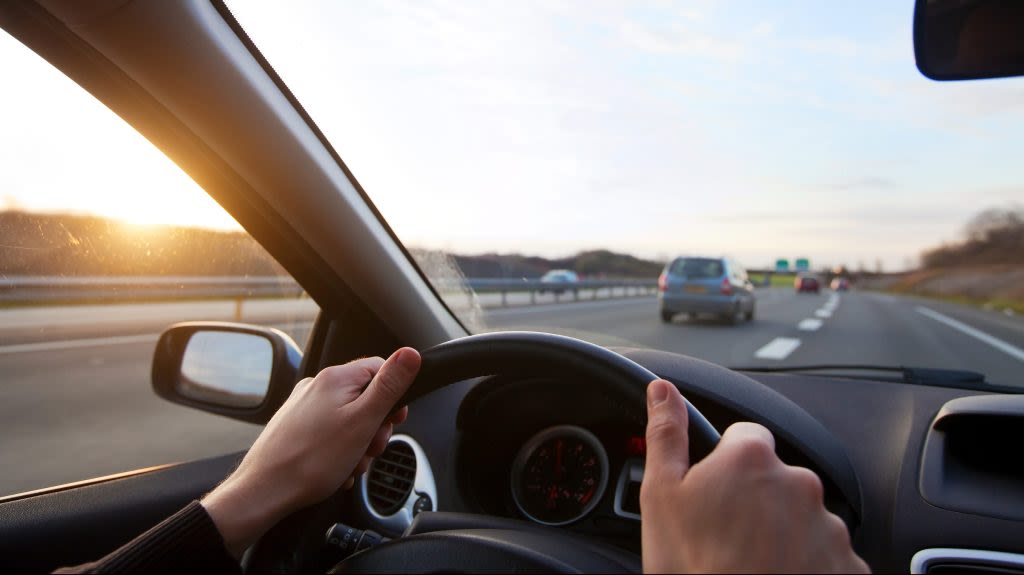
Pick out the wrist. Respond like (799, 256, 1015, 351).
(201, 471, 296, 558)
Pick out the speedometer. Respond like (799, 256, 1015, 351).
(510, 425, 609, 526)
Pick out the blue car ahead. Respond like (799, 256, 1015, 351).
(658, 256, 756, 325)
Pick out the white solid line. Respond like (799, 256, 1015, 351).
(0, 334, 160, 355)
(754, 337, 802, 360)
(798, 318, 824, 331)
(916, 306, 1024, 363)
(0, 320, 316, 356)
(815, 309, 833, 318)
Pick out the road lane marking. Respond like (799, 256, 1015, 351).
(915, 307, 1024, 363)
(754, 337, 802, 360)
(815, 309, 833, 318)
(0, 320, 316, 356)
(0, 334, 160, 355)
(798, 319, 823, 331)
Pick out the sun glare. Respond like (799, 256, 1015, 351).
(0, 27, 242, 234)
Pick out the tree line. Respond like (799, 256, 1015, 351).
(922, 206, 1024, 268)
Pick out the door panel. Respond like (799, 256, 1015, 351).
(0, 452, 241, 572)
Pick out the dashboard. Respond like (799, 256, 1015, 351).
(353, 348, 1024, 573)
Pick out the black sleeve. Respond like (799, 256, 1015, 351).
(54, 501, 241, 574)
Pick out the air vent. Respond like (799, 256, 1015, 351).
(366, 440, 417, 516)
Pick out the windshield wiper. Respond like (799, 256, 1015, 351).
(732, 364, 1002, 392)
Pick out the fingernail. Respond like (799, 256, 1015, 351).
(648, 380, 669, 406)
(395, 347, 417, 367)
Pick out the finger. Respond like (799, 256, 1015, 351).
(720, 421, 776, 452)
(315, 357, 385, 391)
(717, 422, 777, 470)
(644, 379, 690, 483)
(353, 348, 421, 421)
(366, 422, 394, 458)
(388, 406, 409, 426)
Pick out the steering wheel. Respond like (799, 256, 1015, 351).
(331, 331, 721, 573)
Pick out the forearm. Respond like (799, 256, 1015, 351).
(55, 501, 240, 574)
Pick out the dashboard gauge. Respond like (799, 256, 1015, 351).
(511, 425, 609, 526)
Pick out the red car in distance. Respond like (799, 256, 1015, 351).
(794, 273, 821, 294)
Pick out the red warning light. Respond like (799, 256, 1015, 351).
(627, 436, 646, 457)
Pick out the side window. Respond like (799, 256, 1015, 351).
(0, 31, 318, 496)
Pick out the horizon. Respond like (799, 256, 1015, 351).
(1, 207, 972, 272)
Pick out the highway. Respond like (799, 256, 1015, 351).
(1, 288, 1022, 496)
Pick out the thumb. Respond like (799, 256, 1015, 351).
(644, 379, 690, 483)
(353, 347, 421, 420)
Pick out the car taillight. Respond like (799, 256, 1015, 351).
(720, 278, 733, 295)
(658, 273, 667, 292)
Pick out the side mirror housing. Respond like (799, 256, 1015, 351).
(152, 322, 302, 424)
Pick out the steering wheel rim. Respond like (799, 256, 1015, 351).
(399, 331, 720, 450)
(334, 331, 721, 573)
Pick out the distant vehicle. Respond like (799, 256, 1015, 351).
(658, 257, 755, 325)
(795, 274, 821, 294)
(831, 277, 850, 291)
(539, 269, 578, 295)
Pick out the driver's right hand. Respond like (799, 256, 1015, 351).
(639, 379, 870, 574)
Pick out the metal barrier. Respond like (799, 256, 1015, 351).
(0, 276, 658, 308)
(463, 278, 658, 306)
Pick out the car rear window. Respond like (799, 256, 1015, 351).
(670, 258, 723, 279)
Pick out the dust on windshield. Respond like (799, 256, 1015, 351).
(225, 1, 1024, 389)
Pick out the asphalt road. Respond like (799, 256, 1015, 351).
(1, 288, 1021, 496)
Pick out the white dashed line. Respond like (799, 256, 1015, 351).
(754, 337, 802, 360)
(916, 306, 1024, 363)
(815, 309, 833, 318)
(798, 318, 824, 331)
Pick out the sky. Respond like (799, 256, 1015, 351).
(3, 1, 1024, 270)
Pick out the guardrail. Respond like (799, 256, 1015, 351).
(0, 276, 659, 308)
(463, 278, 658, 306)
(0, 276, 306, 302)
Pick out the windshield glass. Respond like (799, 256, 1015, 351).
(227, 1, 1024, 390)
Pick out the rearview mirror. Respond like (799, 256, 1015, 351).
(915, 0, 1024, 80)
(152, 322, 302, 423)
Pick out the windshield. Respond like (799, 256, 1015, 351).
(227, 1, 1024, 390)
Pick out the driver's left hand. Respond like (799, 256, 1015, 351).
(201, 347, 422, 557)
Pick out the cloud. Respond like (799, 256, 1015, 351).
(793, 36, 859, 58)
(826, 176, 900, 191)
(616, 19, 746, 61)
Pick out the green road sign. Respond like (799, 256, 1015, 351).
(795, 258, 810, 271)
(775, 259, 789, 272)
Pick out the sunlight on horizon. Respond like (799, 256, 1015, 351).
(0, 29, 241, 234)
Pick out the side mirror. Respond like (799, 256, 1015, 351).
(152, 322, 302, 424)
(915, 0, 1024, 80)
